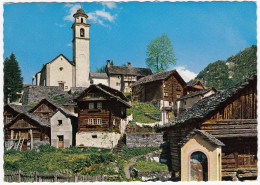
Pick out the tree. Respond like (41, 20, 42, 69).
(96, 60, 114, 73)
(146, 34, 176, 73)
(4, 52, 23, 104)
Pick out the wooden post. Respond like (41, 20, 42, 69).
(234, 152, 238, 168)
(10, 130, 14, 146)
(34, 171, 38, 182)
(54, 173, 58, 182)
(30, 129, 33, 150)
(75, 173, 78, 182)
(18, 169, 22, 182)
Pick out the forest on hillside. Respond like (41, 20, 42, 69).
(195, 45, 257, 90)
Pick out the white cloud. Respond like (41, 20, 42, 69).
(64, 3, 81, 22)
(88, 10, 117, 27)
(67, 43, 72, 47)
(175, 66, 198, 82)
(55, 23, 66, 28)
(101, 2, 117, 9)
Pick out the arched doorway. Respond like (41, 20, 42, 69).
(190, 151, 208, 181)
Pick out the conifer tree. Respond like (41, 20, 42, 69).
(4, 52, 23, 104)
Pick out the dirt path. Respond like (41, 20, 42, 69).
(124, 150, 162, 179)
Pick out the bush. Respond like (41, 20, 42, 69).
(39, 144, 57, 153)
(132, 158, 168, 172)
(4, 161, 19, 172)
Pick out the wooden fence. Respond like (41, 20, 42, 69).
(4, 170, 119, 182)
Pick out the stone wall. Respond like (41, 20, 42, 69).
(126, 133, 163, 147)
(22, 86, 66, 105)
(136, 171, 172, 181)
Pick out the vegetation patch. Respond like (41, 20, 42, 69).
(131, 156, 168, 172)
(127, 102, 161, 123)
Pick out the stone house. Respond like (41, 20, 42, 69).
(161, 75, 257, 181)
(131, 70, 186, 123)
(35, 8, 91, 90)
(174, 87, 217, 115)
(76, 83, 131, 149)
(106, 60, 152, 93)
(89, 72, 109, 86)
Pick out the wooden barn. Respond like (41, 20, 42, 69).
(3, 104, 31, 125)
(161, 75, 257, 181)
(185, 80, 205, 94)
(76, 83, 131, 149)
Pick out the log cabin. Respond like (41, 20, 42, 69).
(161, 75, 257, 181)
(185, 80, 205, 94)
(76, 83, 131, 149)
(131, 70, 186, 123)
(3, 104, 31, 125)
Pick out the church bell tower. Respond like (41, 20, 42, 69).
(72, 8, 91, 87)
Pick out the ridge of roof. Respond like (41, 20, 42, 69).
(176, 88, 216, 101)
(178, 129, 225, 146)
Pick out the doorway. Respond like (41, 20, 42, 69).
(190, 151, 208, 181)
(57, 135, 64, 148)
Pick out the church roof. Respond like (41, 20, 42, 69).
(89, 72, 108, 79)
(161, 74, 257, 129)
(132, 69, 186, 87)
(73, 8, 88, 18)
(107, 66, 152, 77)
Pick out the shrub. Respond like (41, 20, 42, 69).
(4, 161, 19, 172)
(39, 144, 57, 153)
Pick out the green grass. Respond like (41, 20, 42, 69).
(132, 156, 168, 172)
(127, 102, 161, 123)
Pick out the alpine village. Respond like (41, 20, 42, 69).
(3, 7, 257, 182)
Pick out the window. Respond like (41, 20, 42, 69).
(88, 118, 102, 125)
(58, 120, 62, 126)
(176, 86, 181, 91)
(97, 102, 102, 109)
(121, 107, 125, 116)
(81, 18, 83, 23)
(176, 94, 181, 98)
(116, 82, 120, 86)
(92, 135, 97, 138)
(164, 92, 168, 97)
(59, 67, 63, 71)
(80, 28, 85, 37)
(89, 102, 94, 109)
(163, 84, 166, 88)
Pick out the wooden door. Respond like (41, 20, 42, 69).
(58, 136, 64, 148)
(59, 83, 64, 89)
(22, 141, 27, 151)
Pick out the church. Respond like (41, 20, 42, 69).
(35, 8, 152, 92)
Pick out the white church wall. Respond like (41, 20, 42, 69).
(49, 55, 74, 91)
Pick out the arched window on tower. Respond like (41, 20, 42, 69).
(80, 28, 85, 37)
(81, 18, 83, 23)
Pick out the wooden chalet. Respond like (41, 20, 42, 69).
(185, 80, 205, 94)
(4, 104, 30, 125)
(132, 70, 186, 105)
(76, 84, 131, 148)
(161, 75, 257, 181)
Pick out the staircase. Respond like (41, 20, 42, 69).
(14, 137, 24, 151)
(115, 135, 126, 155)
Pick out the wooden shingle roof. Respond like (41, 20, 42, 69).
(132, 69, 186, 87)
(162, 74, 257, 128)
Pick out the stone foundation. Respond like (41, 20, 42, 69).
(126, 133, 163, 147)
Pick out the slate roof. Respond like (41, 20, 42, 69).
(162, 74, 256, 128)
(178, 129, 225, 146)
(5, 112, 50, 128)
(73, 8, 88, 18)
(186, 80, 202, 87)
(176, 88, 217, 101)
(89, 72, 108, 79)
(77, 84, 131, 108)
(132, 69, 186, 87)
(6, 104, 31, 114)
(107, 66, 152, 77)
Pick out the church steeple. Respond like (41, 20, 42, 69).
(72, 7, 91, 87)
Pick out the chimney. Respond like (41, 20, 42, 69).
(128, 62, 131, 69)
(107, 60, 110, 68)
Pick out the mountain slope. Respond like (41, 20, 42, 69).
(195, 45, 257, 90)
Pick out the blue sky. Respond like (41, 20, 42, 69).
(3, 1, 257, 84)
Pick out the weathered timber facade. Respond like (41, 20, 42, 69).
(132, 70, 186, 105)
(162, 75, 257, 180)
(76, 84, 131, 148)
(3, 104, 31, 125)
